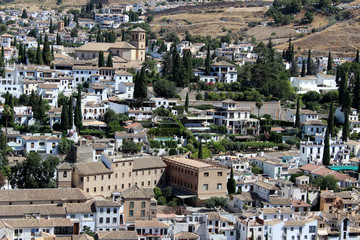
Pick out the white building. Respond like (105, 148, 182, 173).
(286, 109, 319, 124)
(194, 61, 238, 84)
(290, 74, 337, 93)
(20, 134, 61, 155)
(302, 120, 327, 137)
(335, 107, 360, 134)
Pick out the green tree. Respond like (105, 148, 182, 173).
(80, 226, 95, 237)
(198, 140, 203, 159)
(295, 95, 301, 128)
(328, 101, 335, 137)
(290, 59, 299, 77)
(36, 43, 43, 65)
(58, 137, 72, 156)
(153, 187, 162, 199)
(255, 98, 263, 119)
(42, 34, 52, 65)
(252, 166, 263, 174)
(353, 74, 360, 111)
(60, 105, 69, 131)
(68, 97, 73, 129)
(227, 167, 236, 194)
(205, 44, 211, 75)
(74, 87, 83, 131)
(10, 153, 60, 188)
(134, 67, 148, 100)
(98, 51, 105, 67)
(301, 59, 306, 77)
(122, 139, 141, 154)
(306, 49, 312, 75)
(205, 197, 227, 209)
(107, 52, 113, 67)
(327, 52, 333, 71)
(49, 18, 54, 34)
(56, 33, 61, 45)
(315, 175, 338, 191)
(342, 89, 351, 141)
(21, 9, 28, 19)
(323, 129, 330, 166)
(183, 50, 193, 86)
(171, 47, 186, 87)
(185, 92, 189, 112)
(153, 79, 176, 98)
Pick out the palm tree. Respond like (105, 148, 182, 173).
(255, 99, 263, 119)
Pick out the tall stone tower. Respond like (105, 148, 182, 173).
(130, 27, 146, 62)
(57, 20, 64, 32)
(56, 162, 73, 188)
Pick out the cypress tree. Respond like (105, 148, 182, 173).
(335, 67, 340, 84)
(74, 87, 83, 131)
(21, 9, 28, 19)
(290, 59, 299, 77)
(306, 49, 311, 75)
(49, 18, 54, 34)
(185, 92, 189, 112)
(354, 74, 360, 111)
(51, 45, 54, 60)
(121, 28, 125, 41)
(60, 104, 69, 131)
(134, 67, 147, 100)
(107, 52, 113, 67)
(227, 167, 236, 194)
(198, 140, 203, 159)
(205, 44, 211, 75)
(342, 90, 352, 141)
(301, 59, 306, 77)
(339, 68, 348, 107)
(42, 34, 52, 65)
(98, 51, 105, 67)
(323, 129, 330, 166)
(327, 52, 333, 71)
(328, 101, 334, 137)
(18, 44, 23, 63)
(295, 95, 301, 128)
(56, 33, 61, 45)
(183, 50, 192, 87)
(356, 49, 359, 63)
(172, 48, 186, 87)
(68, 96, 73, 129)
(36, 43, 43, 65)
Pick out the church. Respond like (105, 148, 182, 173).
(74, 27, 146, 68)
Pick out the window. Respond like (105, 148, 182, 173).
(107, 208, 110, 214)
(106, 218, 110, 223)
(15, 229, 22, 237)
(114, 208, 117, 214)
(309, 226, 316, 233)
(217, 183, 222, 190)
(130, 202, 134, 208)
(113, 217, 117, 224)
(141, 210, 145, 216)
(204, 172, 209, 177)
(63, 171, 67, 178)
(217, 172, 222, 176)
(203, 184, 209, 190)
(99, 217, 103, 223)
(141, 202, 146, 208)
(129, 210, 134, 216)
(100, 208, 103, 213)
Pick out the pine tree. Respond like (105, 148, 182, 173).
(60, 104, 69, 131)
(227, 167, 236, 194)
(198, 140, 203, 159)
(107, 52, 113, 67)
(295, 95, 301, 128)
(98, 51, 105, 67)
(328, 101, 335, 137)
(327, 52, 333, 71)
(36, 43, 43, 65)
(323, 128, 330, 166)
(68, 97, 73, 130)
(205, 44, 211, 75)
(185, 92, 189, 112)
(74, 87, 83, 131)
(356, 49, 359, 63)
(134, 67, 147, 100)
(42, 34, 52, 65)
(301, 59, 306, 77)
